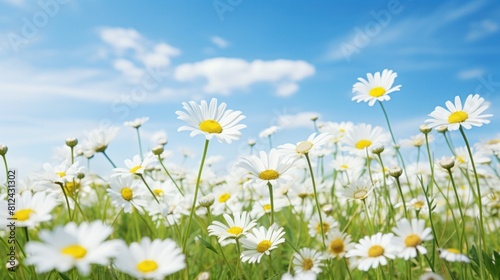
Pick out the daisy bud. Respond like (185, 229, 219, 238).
(152, 145, 164, 155)
(439, 157, 455, 170)
(195, 272, 210, 280)
(65, 138, 78, 148)
(419, 124, 432, 134)
(389, 167, 403, 178)
(310, 115, 319, 121)
(0, 144, 7, 155)
(77, 172, 86, 180)
(436, 125, 448, 134)
(371, 144, 385, 155)
(6, 259, 18, 271)
(248, 139, 256, 147)
(322, 204, 334, 215)
(199, 194, 215, 207)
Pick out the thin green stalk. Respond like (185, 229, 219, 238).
(57, 182, 73, 221)
(70, 146, 75, 164)
(102, 151, 116, 168)
(139, 174, 160, 204)
(394, 176, 408, 218)
(446, 168, 468, 253)
(424, 133, 435, 195)
(362, 199, 374, 233)
(158, 155, 184, 196)
(267, 182, 275, 225)
(2, 155, 8, 187)
(182, 139, 210, 253)
(304, 153, 326, 249)
(136, 128, 144, 161)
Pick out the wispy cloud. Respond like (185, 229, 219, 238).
(1, 0, 25, 7)
(276, 111, 320, 129)
(466, 19, 498, 41)
(457, 68, 485, 80)
(211, 36, 229, 49)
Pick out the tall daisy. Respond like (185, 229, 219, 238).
(0, 191, 58, 229)
(292, 248, 326, 276)
(240, 223, 286, 263)
(207, 211, 257, 246)
(107, 176, 148, 213)
(307, 215, 338, 239)
(176, 98, 246, 144)
(114, 237, 185, 279)
(112, 154, 157, 178)
(352, 69, 402, 106)
(235, 149, 295, 189)
(345, 232, 396, 271)
(278, 132, 332, 158)
(25, 221, 121, 275)
(425, 94, 492, 131)
(326, 230, 355, 259)
(342, 123, 390, 157)
(438, 248, 470, 263)
(337, 178, 375, 201)
(391, 218, 433, 260)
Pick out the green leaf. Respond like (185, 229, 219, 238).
(198, 237, 219, 255)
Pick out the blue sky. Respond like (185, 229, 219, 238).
(0, 0, 499, 176)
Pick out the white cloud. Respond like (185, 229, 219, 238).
(466, 19, 498, 41)
(211, 36, 229, 49)
(277, 112, 320, 129)
(174, 58, 315, 96)
(112, 58, 145, 82)
(1, 0, 25, 7)
(99, 27, 143, 52)
(136, 43, 181, 68)
(457, 68, 484, 80)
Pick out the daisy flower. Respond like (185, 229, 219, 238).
(292, 248, 326, 275)
(176, 98, 246, 143)
(345, 232, 396, 271)
(0, 192, 58, 229)
(425, 94, 492, 131)
(439, 248, 470, 263)
(124, 117, 149, 128)
(307, 215, 338, 239)
(337, 178, 375, 201)
(82, 126, 120, 153)
(278, 132, 332, 158)
(259, 125, 280, 139)
(114, 237, 185, 279)
(107, 176, 148, 213)
(112, 154, 157, 178)
(240, 223, 286, 263)
(208, 211, 257, 246)
(400, 133, 433, 148)
(342, 123, 390, 157)
(420, 272, 444, 280)
(236, 149, 295, 188)
(391, 218, 433, 260)
(352, 69, 402, 106)
(25, 221, 121, 275)
(326, 230, 355, 259)
(36, 160, 84, 189)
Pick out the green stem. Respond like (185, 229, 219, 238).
(158, 155, 184, 196)
(305, 153, 326, 249)
(102, 151, 116, 168)
(424, 133, 435, 195)
(394, 176, 408, 218)
(446, 168, 468, 253)
(2, 155, 8, 188)
(70, 146, 75, 164)
(182, 139, 210, 253)
(136, 128, 144, 161)
(57, 182, 72, 221)
(267, 182, 275, 225)
(139, 174, 160, 204)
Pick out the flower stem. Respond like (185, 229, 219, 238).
(139, 174, 160, 204)
(267, 182, 275, 225)
(2, 155, 8, 188)
(446, 168, 468, 253)
(136, 128, 144, 161)
(102, 151, 116, 168)
(182, 139, 210, 253)
(394, 176, 408, 218)
(57, 182, 72, 221)
(158, 155, 184, 196)
(305, 153, 326, 249)
(424, 133, 435, 195)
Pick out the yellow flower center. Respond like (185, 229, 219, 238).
(329, 238, 345, 254)
(263, 204, 272, 211)
(413, 201, 425, 209)
(315, 222, 330, 234)
(13, 209, 35, 221)
(296, 141, 313, 154)
(302, 258, 314, 271)
(153, 189, 164, 196)
(61, 245, 87, 259)
(456, 156, 466, 164)
(355, 139, 372, 149)
(487, 139, 500, 145)
(65, 181, 80, 195)
(121, 187, 133, 201)
(340, 164, 349, 170)
(447, 248, 461, 254)
(199, 120, 223, 134)
(218, 193, 231, 203)
(405, 234, 422, 247)
(129, 165, 142, 174)
(137, 260, 158, 273)
(258, 169, 280, 180)
(227, 226, 243, 235)
(353, 189, 368, 199)
(368, 245, 384, 257)
(256, 240, 272, 253)
(448, 111, 468, 124)
(56, 171, 66, 178)
(369, 87, 386, 97)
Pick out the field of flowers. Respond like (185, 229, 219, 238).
(1, 69, 499, 279)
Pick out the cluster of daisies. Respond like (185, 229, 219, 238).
(0, 69, 498, 279)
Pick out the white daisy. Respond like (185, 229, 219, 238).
(345, 232, 396, 271)
(259, 125, 280, 139)
(326, 230, 355, 259)
(307, 215, 338, 239)
(425, 94, 492, 131)
(207, 211, 256, 246)
(292, 248, 326, 275)
(352, 69, 402, 106)
(0, 191, 58, 229)
(112, 154, 157, 178)
(392, 218, 433, 260)
(107, 176, 148, 213)
(124, 117, 149, 128)
(278, 132, 332, 158)
(342, 123, 390, 157)
(439, 248, 470, 263)
(240, 223, 286, 264)
(176, 98, 246, 143)
(420, 272, 444, 280)
(400, 133, 433, 148)
(36, 160, 84, 189)
(337, 178, 375, 201)
(114, 237, 185, 279)
(25, 221, 121, 275)
(236, 149, 295, 188)
(82, 126, 120, 153)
